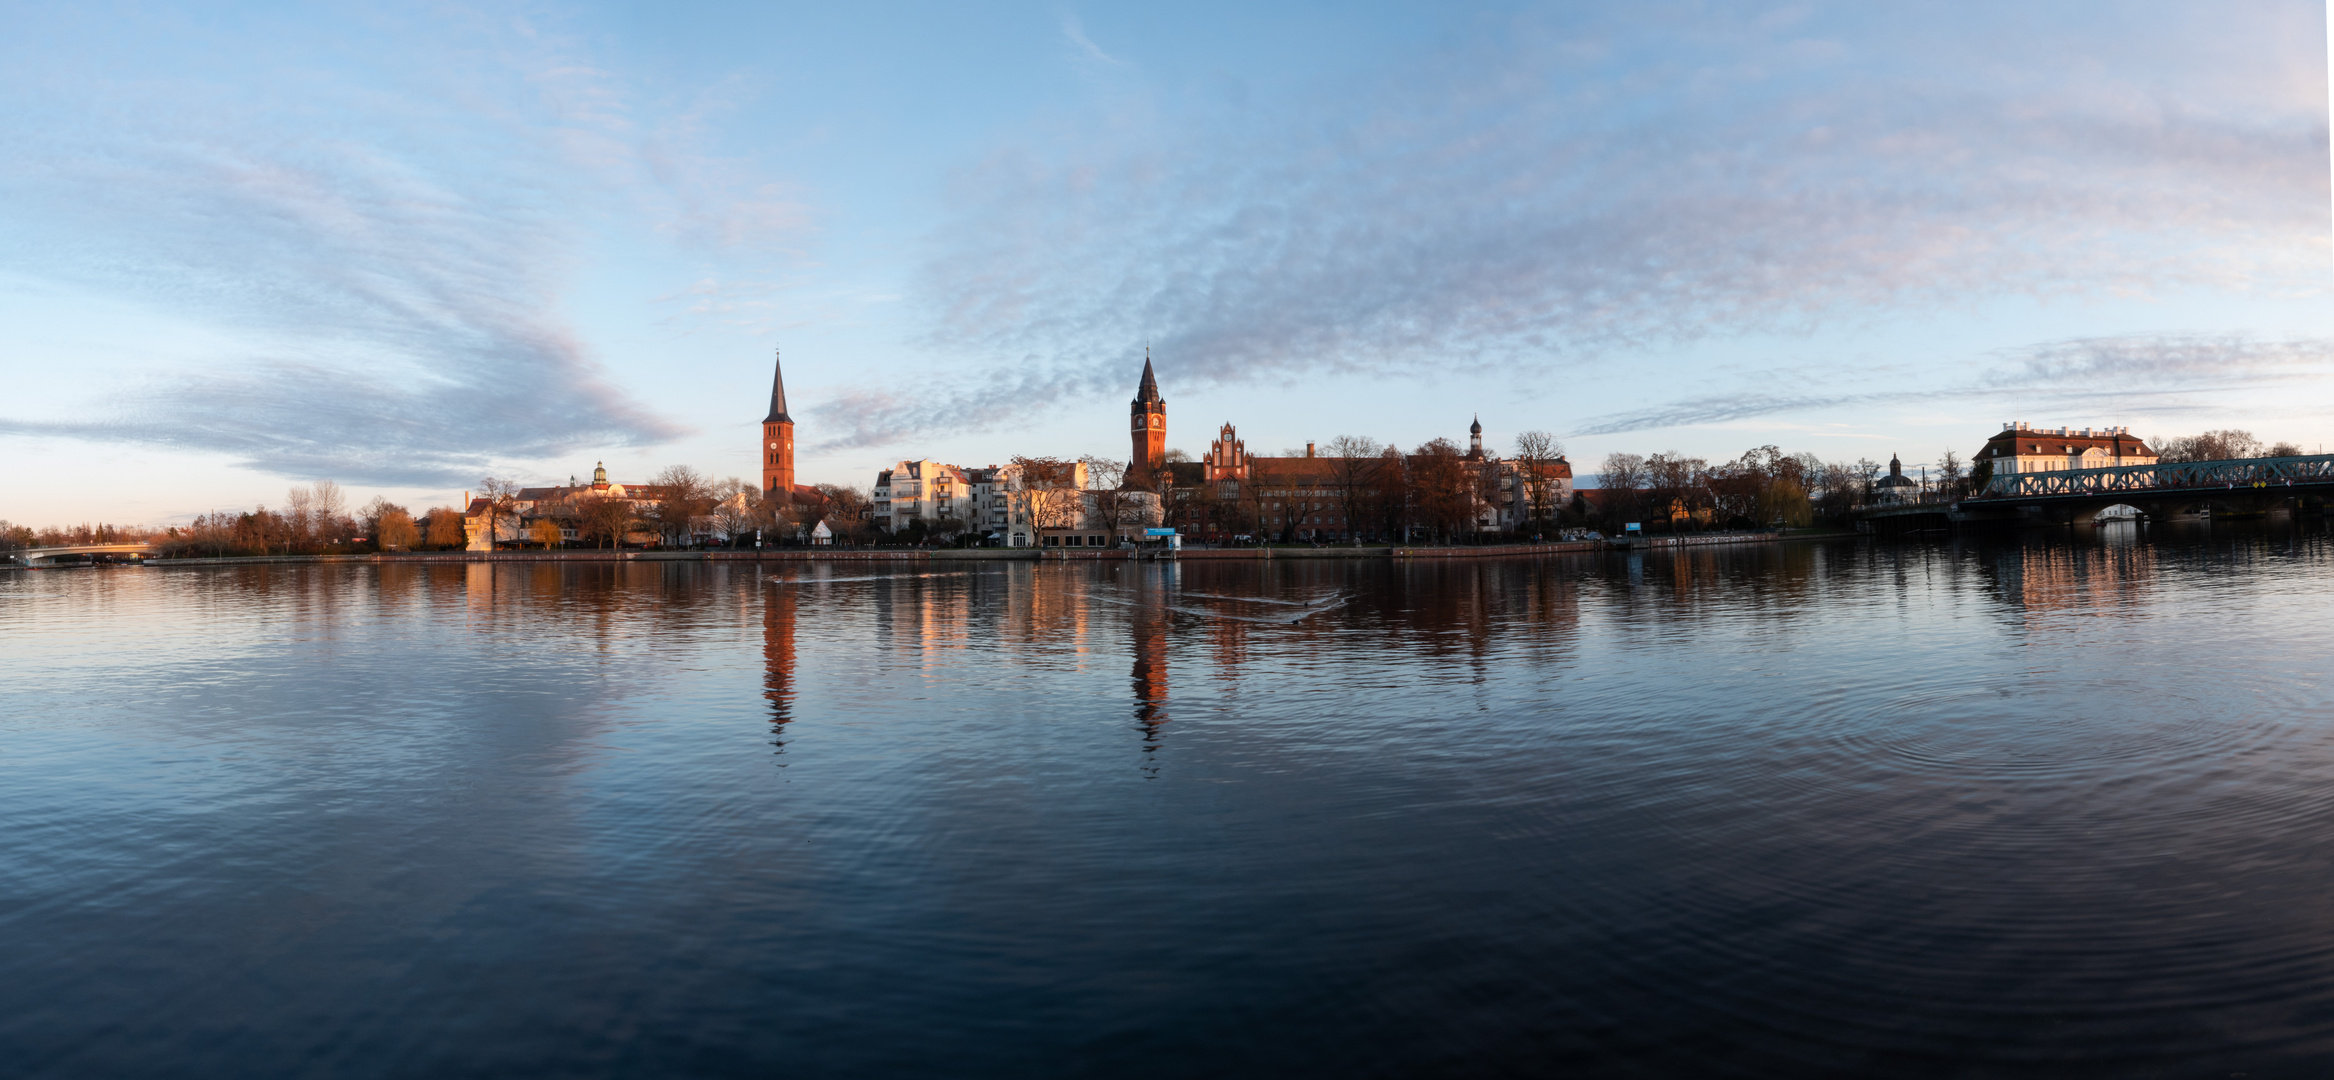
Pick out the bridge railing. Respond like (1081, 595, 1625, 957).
(1976, 453, 2334, 500)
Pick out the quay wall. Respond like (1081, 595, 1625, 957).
(1611, 532, 1783, 550)
(142, 535, 1796, 569)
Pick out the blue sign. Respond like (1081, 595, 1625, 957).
(1144, 528, 1178, 537)
(1624, 523, 1643, 535)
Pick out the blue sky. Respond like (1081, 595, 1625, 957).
(2, 1, 2328, 523)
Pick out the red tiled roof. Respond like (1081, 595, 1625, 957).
(1980, 428, 2154, 458)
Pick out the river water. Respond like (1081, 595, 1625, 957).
(5, 523, 2333, 1078)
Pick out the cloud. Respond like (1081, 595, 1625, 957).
(0, 8, 787, 484)
(1060, 13, 1127, 68)
(810, 364, 1129, 453)
(1571, 390, 1879, 437)
(1983, 334, 2334, 392)
(1569, 333, 2334, 437)
(861, 2, 2329, 449)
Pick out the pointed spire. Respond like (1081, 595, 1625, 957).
(1470, 414, 1482, 435)
(764, 348, 791, 424)
(1134, 348, 1162, 404)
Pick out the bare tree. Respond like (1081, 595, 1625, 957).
(1323, 435, 1385, 543)
(1852, 457, 1883, 500)
(1080, 456, 1142, 545)
(1236, 458, 1276, 540)
(1639, 452, 1706, 532)
(571, 495, 631, 549)
(285, 485, 314, 554)
(2268, 440, 2304, 457)
(529, 518, 564, 548)
(647, 465, 713, 547)
(811, 484, 873, 544)
(1007, 457, 1082, 546)
(711, 497, 754, 548)
(1935, 450, 1965, 501)
(1511, 430, 1565, 526)
(1409, 438, 1473, 542)
(1597, 452, 1647, 532)
(359, 496, 403, 544)
(2192, 430, 2261, 461)
(309, 480, 348, 548)
(478, 477, 522, 551)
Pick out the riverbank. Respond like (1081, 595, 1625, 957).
(1608, 531, 1786, 549)
(120, 534, 1852, 568)
(49, 533, 1858, 570)
(144, 541, 1613, 567)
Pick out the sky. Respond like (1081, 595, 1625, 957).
(1, 1, 2329, 524)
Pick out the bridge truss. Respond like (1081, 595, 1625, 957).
(1976, 453, 2334, 501)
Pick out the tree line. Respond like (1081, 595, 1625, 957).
(2151, 429, 2304, 464)
(132, 471, 882, 559)
(10, 428, 2316, 557)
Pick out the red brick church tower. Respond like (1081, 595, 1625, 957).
(1129, 349, 1167, 489)
(1129, 351, 1166, 489)
(761, 349, 795, 501)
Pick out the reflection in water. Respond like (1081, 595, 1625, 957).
(1128, 565, 1172, 772)
(765, 579, 796, 759)
(1989, 533, 2160, 618)
(5, 523, 2334, 1077)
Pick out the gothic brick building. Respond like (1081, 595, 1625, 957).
(1130, 359, 1569, 542)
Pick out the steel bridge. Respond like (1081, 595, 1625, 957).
(1976, 453, 2334, 499)
(1954, 452, 2334, 524)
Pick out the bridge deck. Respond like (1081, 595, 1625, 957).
(1971, 453, 2334, 502)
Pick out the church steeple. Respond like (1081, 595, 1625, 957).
(764, 349, 792, 424)
(1129, 349, 1167, 489)
(760, 348, 796, 500)
(1134, 349, 1162, 405)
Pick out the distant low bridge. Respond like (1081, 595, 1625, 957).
(1858, 453, 2334, 530)
(1977, 453, 2334, 501)
(6, 542, 157, 567)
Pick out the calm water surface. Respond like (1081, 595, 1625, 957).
(5, 524, 2333, 1077)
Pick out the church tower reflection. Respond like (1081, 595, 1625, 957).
(763, 581, 798, 762)
(1129, 565, 1173, 770)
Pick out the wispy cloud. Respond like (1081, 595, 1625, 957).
(833, 3, 2328, 449)
(0, 8, 798, 484)
(1060, 13, 1127, 69)
(1570, 333, 2334, 437)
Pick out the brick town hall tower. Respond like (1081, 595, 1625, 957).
(761, 349, 795, 501)
(1129, 351, 1165, 489)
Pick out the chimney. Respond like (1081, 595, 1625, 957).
(1306, 442, 1315, 457)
